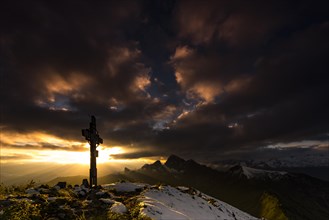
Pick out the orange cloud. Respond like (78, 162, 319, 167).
(36, 70, 92, 104)
(218, 13, 275, 47)
(1, 131, 87, 151)
(175, 70, 222, 103)
(172, 46, 193, 60)
(188, 82, 222, 103)
(177, 3, 221, 44)
(132, 72, 151, 92)
(107, 47, 142, 77)
(225, 76, 252, 93)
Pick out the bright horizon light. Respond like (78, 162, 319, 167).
(1, 146, 125, 164)
(33, 146, 125, 164)
(0, 131, 126, 164)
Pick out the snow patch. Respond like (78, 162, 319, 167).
(139, 186, 259, 220)
(242, 166, 288, 180)
(110, 202, 127, 213)
(103, 182, 146, 192)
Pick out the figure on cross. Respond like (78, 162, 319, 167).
(82, 115, 103, 188)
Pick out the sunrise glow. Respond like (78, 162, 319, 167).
(0, 131, 127, 164)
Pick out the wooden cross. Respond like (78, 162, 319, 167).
(82, 115, 103, 188)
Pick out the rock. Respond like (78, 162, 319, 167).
(39, 184, 50, 189)
(56, 182, 67, 189)
(16, 198, 33, 203)
(58, 213, 66, 219)
(79, 190, 86, 196)
(38, 188, 50, 194)
(95, 191, 105, 196)
(55, 198, 69, 205)
(32, 194, 47, 203)
(70, 199, 81, 208)
(26, 188, 40, 195)
(54, 185, 61, 191)
(82, 179, 89, 188)
(99, 198, 115, 204)
(47, 197, 57, 201)
(110, 202, 127, 213)
(96, 191, 112, 199)
(85, 200, 92, 204)
(103, 182, 146, 192)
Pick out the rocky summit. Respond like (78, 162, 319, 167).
(0, 181, 259, 220)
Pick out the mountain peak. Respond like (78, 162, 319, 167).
(165, 155, 186, 171)
(166, 154, 186, 163)
(141, 160, 167, 172)
(153, 160, 162, 166)
(228, 165, 289, 180)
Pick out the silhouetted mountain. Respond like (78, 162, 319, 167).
(141, 160, 169, 173)
(164, 154, 187, 171)
(212, 156, 329, 181)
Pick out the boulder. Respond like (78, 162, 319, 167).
(56, 182, 67, 189)
(82, 179, 89, 188)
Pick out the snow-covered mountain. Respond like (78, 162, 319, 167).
(213, 153, 329, 169)
(229, 165, 289, 180)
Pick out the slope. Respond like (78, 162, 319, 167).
(0, 181, 259, 220)
(99, 155, 329, 220)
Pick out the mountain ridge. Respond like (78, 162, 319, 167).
(97, 155, 329, 220)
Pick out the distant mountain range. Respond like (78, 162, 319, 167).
(211, 153, 329, 168)
(90, 155, 329, 220)
(210, 155, 329, 181)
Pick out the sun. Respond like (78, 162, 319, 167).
(32, 146, 125, 164)
(97, 146, 124, 163)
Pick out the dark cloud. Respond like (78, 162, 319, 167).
(1, 0, 328, 162)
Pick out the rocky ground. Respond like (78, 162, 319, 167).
(0, 181, 151, 220)
(0, 181, 259, 220)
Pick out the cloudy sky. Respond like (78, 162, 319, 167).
(1, 0, 328, 166)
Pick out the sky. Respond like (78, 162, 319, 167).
(1, 0, 328, 169)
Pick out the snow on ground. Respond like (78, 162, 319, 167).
(110, 202, 127, 213)
(102, 182, 147, 192)
(139, 185, 259, 220)
(242, 166, 288, 180)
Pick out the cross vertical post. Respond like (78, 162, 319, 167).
(82, 115, 103, 188)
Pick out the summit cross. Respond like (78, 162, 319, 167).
(82, 115, 103, 188)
